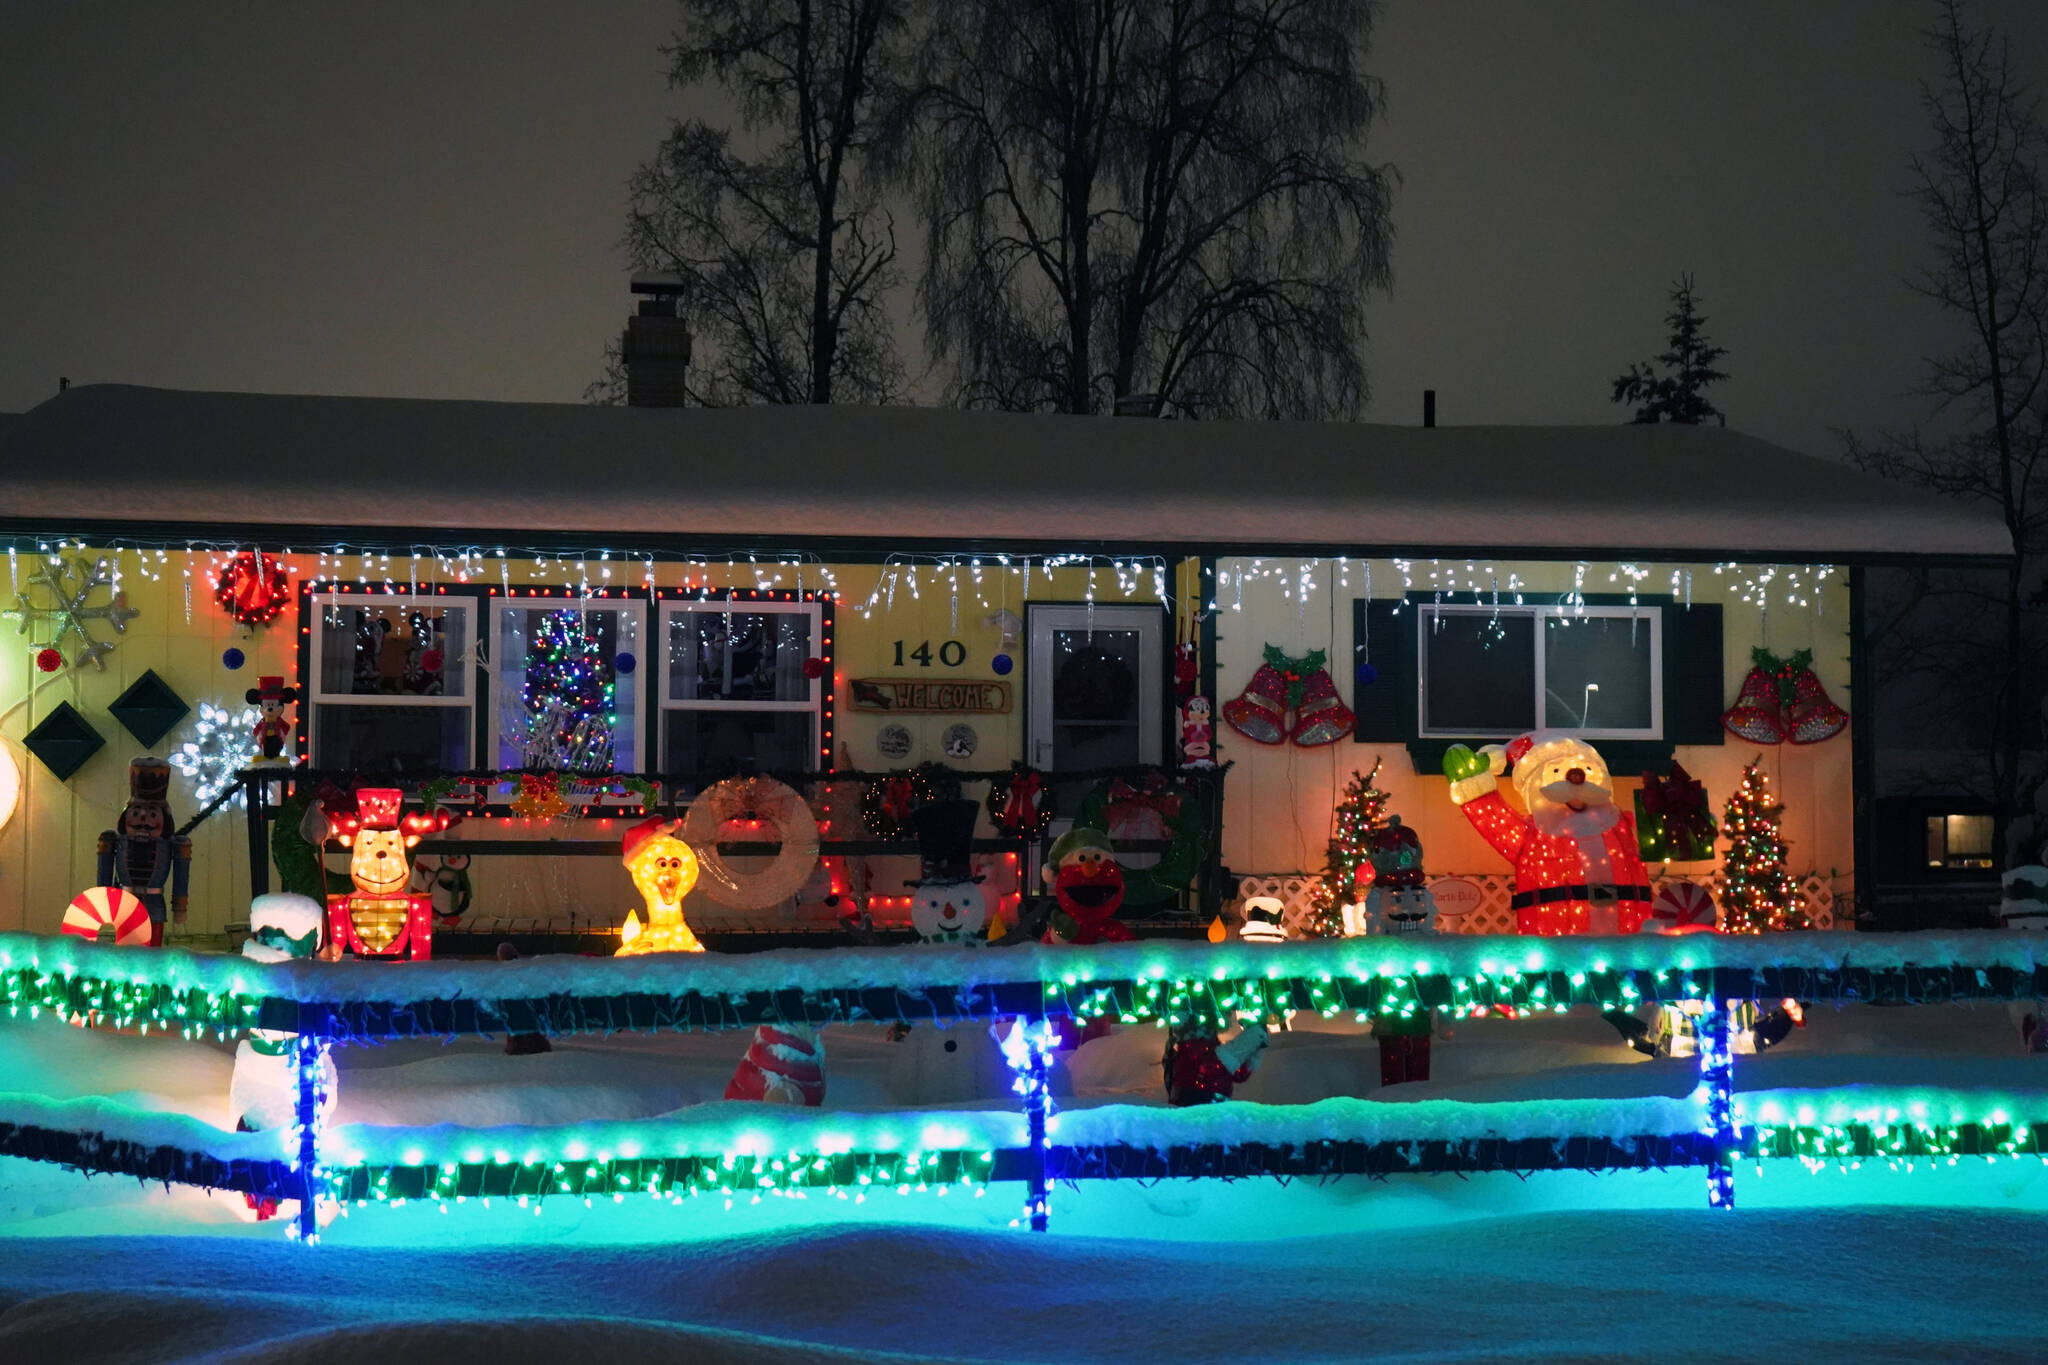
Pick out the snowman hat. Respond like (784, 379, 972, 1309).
(906, 798, 984, 886)
(1503, 731, 1606, 802)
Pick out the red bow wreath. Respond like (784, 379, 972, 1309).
(987, 764, 1055, 840)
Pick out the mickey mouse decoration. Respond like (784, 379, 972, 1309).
(245, 676, 298, 762)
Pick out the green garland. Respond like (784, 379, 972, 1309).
(1073, 773, 1210, 911)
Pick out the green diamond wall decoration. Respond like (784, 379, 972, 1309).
(108, 669, 189, 747)
(24, 702, 105, 780)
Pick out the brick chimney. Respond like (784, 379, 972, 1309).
(623, 272, 691, 407)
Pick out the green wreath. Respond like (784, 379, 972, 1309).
(1073, 772, 1210, 912)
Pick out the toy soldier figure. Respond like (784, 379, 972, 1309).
(97, 757, 191, 947)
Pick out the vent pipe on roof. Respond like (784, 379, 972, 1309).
(623, 272, 692, 407)
(1423, 389, 1435, 428)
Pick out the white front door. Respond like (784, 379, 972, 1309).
(1025, 603, 1165, 788)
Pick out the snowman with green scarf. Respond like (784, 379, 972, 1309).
(229, 894, 338, 1137)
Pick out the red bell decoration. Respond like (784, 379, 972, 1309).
(1223, 645, 1353, 746)
(215, 551, 290, 627)
(1722, 648, 1847, 746)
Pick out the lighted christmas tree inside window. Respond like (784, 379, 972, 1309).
(1718, 758, 1806, 932)
(1311, 760, 1388, 936)
(522, 610, 617, 773)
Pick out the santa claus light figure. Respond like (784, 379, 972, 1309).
(1443, 731, 1650, 935)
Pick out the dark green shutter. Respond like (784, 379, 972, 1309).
(1351, 598, 1415, 743)
(1663, 602, 1725, 745)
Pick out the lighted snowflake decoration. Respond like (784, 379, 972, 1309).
(5, 553, 141, 671)
(170, 701, 263, 806)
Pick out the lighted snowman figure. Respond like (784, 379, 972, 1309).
(1238, 895, 1288, 942)
(906, 799, 989, 944)
(229, 895, 339, 1228)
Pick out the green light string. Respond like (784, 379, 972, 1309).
(1, 962, 257, 1041)
(325, 1148, 993, 1213)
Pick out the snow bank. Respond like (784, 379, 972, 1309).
(6, 929, 2041, 1021)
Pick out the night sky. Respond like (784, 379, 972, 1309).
(3, 1, 2044, 459)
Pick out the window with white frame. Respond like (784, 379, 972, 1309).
(659, 598, 822, 779)
(1417, 604, 1663, 740)
(307, 593, 476, 772)
(488, 597, 647, 773)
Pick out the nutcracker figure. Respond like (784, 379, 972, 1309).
(245, 675, 299, 762)
(96, 757, 191, 947)
(326, 787, 435, 959)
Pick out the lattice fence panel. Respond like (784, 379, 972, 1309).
(1232, 871, 1835, 934)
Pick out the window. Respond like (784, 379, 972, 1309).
(1925, 813, 1995, 870)
(488, 597, 647, 773)
(658, 597, 824, 781)
(1418, 604, 1662, 740)
(307, 593, 475, 772)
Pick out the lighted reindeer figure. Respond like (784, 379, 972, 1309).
(326, 787, 439, 960)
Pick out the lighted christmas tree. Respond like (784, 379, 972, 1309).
(1310, 760, 1388, 936)
(1717, 758, 1806, 932)
(522, 610, 617, 773)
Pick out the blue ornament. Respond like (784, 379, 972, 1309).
(222, 648, 247, 671)
(991, 652, 1014, 676)
(1355, 661, 1377, 686)
(614, 651, 637, 675)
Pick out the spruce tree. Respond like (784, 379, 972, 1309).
(1611, 274, 1730, 425)
(1718, 759, 1805, 932)
(1311, 761, 1389, 936)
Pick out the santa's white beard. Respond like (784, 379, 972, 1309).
(1529, 799, 1619, 844)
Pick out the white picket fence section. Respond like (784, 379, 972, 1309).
(1232, 871, 1837, 936)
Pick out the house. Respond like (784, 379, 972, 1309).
(0, 376, 2009, 944)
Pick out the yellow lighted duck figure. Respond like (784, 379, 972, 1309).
(617, 816, 706, 955)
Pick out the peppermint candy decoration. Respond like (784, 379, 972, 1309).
(1651, 882, 1717, 932)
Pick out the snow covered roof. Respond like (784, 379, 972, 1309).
(0, 383, 2010, 561)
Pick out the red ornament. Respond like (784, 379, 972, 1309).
(215, 551, 290, 627)
(419, 649, 445, 673)
(35, 647, 63, 673)
(802, 656, 827, 680)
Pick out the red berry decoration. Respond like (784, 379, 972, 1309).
(215, 550, 290, 627)
(35, 646, 63, 673)
(802, 657, 827, 680)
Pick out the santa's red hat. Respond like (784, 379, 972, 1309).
(1502, 731, 1607, 804)
(621, 815, 681, 865)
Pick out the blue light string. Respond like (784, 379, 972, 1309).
(1697, 1005, 1736, 1209)
(1003, 1019, 1057, 1232)
(290, 1034, 330, 1243)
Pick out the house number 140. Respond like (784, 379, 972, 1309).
(893, 639, 966, 667)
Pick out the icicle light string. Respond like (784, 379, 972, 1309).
(1, 539, 1839, 632)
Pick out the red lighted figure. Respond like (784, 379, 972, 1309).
(1042, 826, 1133, 944)
(326, 788, 437, 959)
(1164, 1021, 1270, 1105)
(1444, 731, 1652, 936)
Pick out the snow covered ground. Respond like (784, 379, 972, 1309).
(4, 998, 2048, 1361)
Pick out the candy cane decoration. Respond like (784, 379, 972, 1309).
(61, 886, 153, 945)
(1650, 882, 1717, 933)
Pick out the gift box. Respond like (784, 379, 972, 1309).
(1636, 763, 1717, 862)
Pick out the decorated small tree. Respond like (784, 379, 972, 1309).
(522, 610, 617, 772)
(1718, 758, 1806, 932)
(1310, 760, 1388, 936)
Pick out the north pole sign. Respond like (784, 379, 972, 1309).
(850, 678, 1012, 714)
